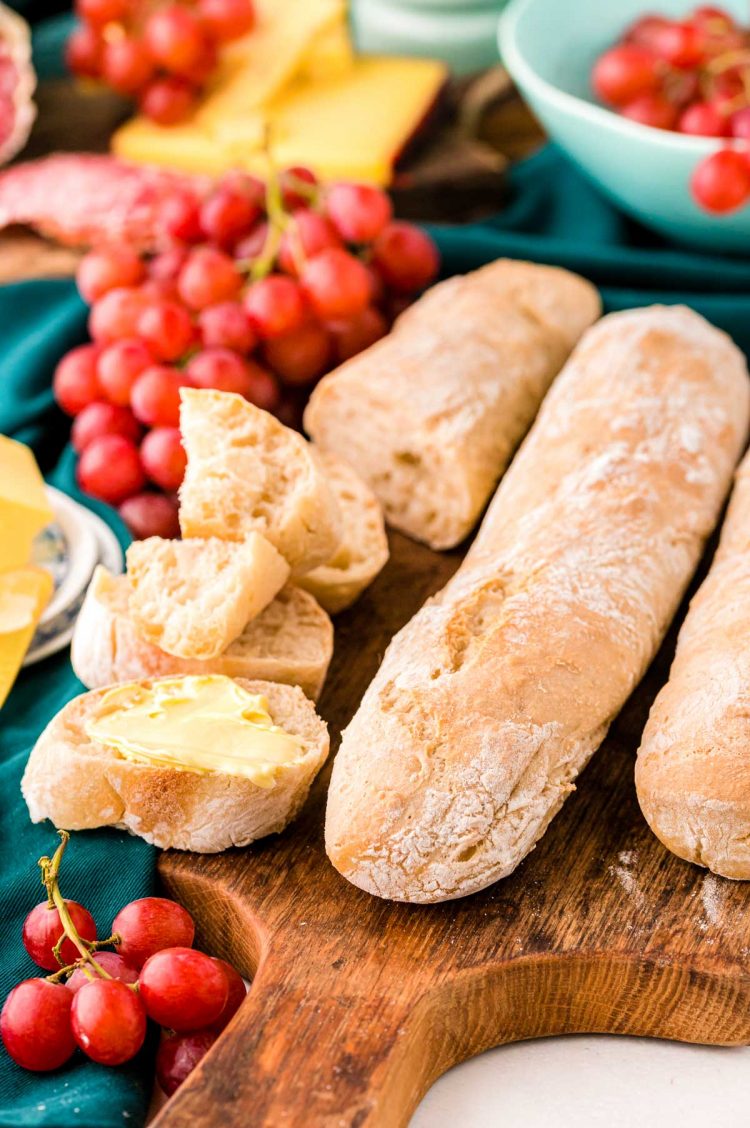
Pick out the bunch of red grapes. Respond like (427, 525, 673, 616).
(591, 6, 750, 213)
(1, 833, 245, 1095)
(52, 167, 439, 540)
(66, 0, 256, 124)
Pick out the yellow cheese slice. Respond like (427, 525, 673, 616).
(0, 566, 53, 708)
(0, 436, 54, 573)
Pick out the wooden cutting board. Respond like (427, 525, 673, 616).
(154, 527, 750, 1128)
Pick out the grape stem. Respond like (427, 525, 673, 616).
(38, 830, 115, 980)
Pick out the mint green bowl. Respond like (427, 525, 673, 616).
(499, 0, 750, 251)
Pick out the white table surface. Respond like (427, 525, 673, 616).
(411, 1036, 750, 1127)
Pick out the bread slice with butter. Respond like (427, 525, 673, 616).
(127, 531, 290, 660)
(179, 389, 342, 576)
(22, 675, 329, 852)
(72, 566, 333, 702)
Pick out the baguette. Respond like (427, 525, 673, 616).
(304, 259, 601, 550)
(298, 451, 389, 614)
(127, 532, 289, 660)
(325, 306, 750, 903)
(71, 567, 334, 701)
(22, 677, 329, 853)
(179, 389, 342, 575)
(636, 452, 750, 879)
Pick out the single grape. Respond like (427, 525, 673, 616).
(244, 275, 308, 338)
(263, 322, 331, 386)
(198, 301, 257, 352)
(140, 426, 187, 492)
(691, 148, 750, 213)
(198, 0, 256, 43)
(648, 20, 705, 68)
(625, 14, 671, 49)
(71, 979, 146, 1066)
(76, 0, 133, 26)
(300, 248, 371, 320)
(678, 100, 728, 136)
(160, 192, 204, 244)
(200, 186, 261, 249)
(71, 401, 141, 453)
(620, 92, 679, 130)
(234, 220, 269, 265)
(277, 209, 340, 277)
(65, 25, 103, 80)
(279, 166, 318, 210)
(77, 434, 147, 503)
(1, 979, 76, 1072)
(372, 222, 439, 294)
(591, 44, 660, 107)
(77, 246, 145, 304)
(325, 183, 393, 244)
(240, 362, 281, 412)
(53, 344, 102, 416)
(328, 306, 388, 363)
(23, 900, 97, 971)
(66, 952, 139, 994)
(150, 248, 190, 284)
(97, 337, 154, 405)
(137, 300, 195, 362)
(140, 77, 197, 126)
(113, 897, 195, 970)
(156, 1029, 217, 1096)
(102, 37, 154, 96)
(144, 5, 206, 76)
(178, 247, 243, 310)
(131, 366, 189, 427)
(211, 959, 247, 1032)
(139, 947, 229, 1031)
(186, 347, 255, 396)
(119, 492, 181, 540)
(89, 287, 149, 343)
(730, 107, 750, 139)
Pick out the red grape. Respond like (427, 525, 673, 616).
(372, 223, 439, 293)
(678, 100, 729, 135)
(244, 275, 308, 338)
(97, 337, 154, 405)
(102, 37, 154, 96)
(113, 897, 195, 970)
(140, 426, 187, 491)
(301, 248, 371, 320)
(328, 306, 388, 363)
(625, 14, 671, 49)
(211, 959, 247, 1032)
(137, 300, 195, 361)
(156, 1029, 217, 1096)
(691, 148, 750, 212)
(730, 107, 750, 139)
(131, 366, 189, 427)
(66, 25, 103, 79)
(150, 247, 189, 282)
(66, 953, 139, 994)
(77, 434, 146, 503)
(200, 187, 261, 249)
(53, 344, 102, 416)
(119, 492, 181, 539)
(139, 947, 229, 1031)
(71, 401, 141, 453)
(279, 165, 318, 210)
(161, 192, 204, 244)
(199, 0, 256, 43)
(620, 92, 679, 130)
(240, 362, 281, 411)
(277, 209, 340, 276)
(1, 980, 75, 1072)
(76, 0, 133, 26)
(648, 20, 705, 67)
(591, 44, 660, 107)
(179, 247, 243, 310)
(71, 979, 146, 1066)
(325, 183, 393, 243)
(264, 322, 331, 386)
(198, 301, 257, 352)
(144, 5, 206, 75)
(234, 220, 269, 264)
(140, 78, 197, 126)
(23, 900, 97, 971)
(187, 346, 256, 395)
(77, 247, 145, 304)
(89, 287, 148, 343)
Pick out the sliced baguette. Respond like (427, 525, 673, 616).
(22, 678, 329, 853)
(179, 388, 342, 575)
(71, 567, 333, 701)
(127, 532, 289, 660)
(298, 451, 389, 614)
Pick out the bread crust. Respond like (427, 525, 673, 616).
(71, 568, 333, 701)
(325, 306, 750, 902)
(636, 453, 750, 879)
(304, 259, 601, 550)
(22, 678, 329, 853)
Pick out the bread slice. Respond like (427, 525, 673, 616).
(298, 451, 389, 614)
(72, 566, 333, 701)
(179, 388, 342, 575)
(127, 533, 289, 660)
(22, 677, 329, 853)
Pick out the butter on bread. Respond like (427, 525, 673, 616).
(305, 259, 602, 551)
(299, 451, 389, 614)
(325, 306, 750, 903)
(72, 566, 333, 702)
(127, 532, 289, 660)
(22, 676, 329, 853)
(179, 389, 342, 576)
(636, 451, 750, 879)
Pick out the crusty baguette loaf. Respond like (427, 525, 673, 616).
(71, 567, 334, 701)
(298, 451, 389, 614)
(325, 306, 750, 903)
(179, 389, 342, 575)
(127, 532, 289, 660)
(22, 678, 329, 853)
(636, 452, 750, 879)
(304, 259, 602, 550)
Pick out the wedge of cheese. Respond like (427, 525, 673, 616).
(0, 566, 53, 707)
(0, 436, 54, 573)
